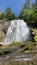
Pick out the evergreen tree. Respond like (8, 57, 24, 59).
(5, 7, 16, 20)
(24, 0, 30, 9)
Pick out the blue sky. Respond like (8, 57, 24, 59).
(0, 0, 35, 16)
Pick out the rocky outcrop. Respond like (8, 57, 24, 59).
(0, 20, 10, 41)
(0, 30, 5, 41)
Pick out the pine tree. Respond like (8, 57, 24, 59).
(24, 0, 30, 9)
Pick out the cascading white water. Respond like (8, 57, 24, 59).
(4, 20, 32, 43)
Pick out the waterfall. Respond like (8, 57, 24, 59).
(4, 19, 32, 44)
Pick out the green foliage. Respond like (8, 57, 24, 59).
(34, 36, 37, 42)
(19, 0, 37, 28)
(24, 50, 30, 53)
(5, 7, 16, 20)
(32, 0, 37, 12)
(0, 7, 16, 20)
(0, 13, 6, 20)
(24, 0, 30, 9)
(19, 9, 34, 22)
